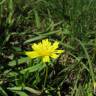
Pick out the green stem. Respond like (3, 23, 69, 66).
(43, 64, 48, 88)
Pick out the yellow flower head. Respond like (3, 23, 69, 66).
(25, 39, 64, 62)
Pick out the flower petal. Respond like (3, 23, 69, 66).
(32, 43, 38, 50)
(43, 56, 50, 62)
(52, 41, 59, 50)
(51, 53, 59, 59)
(42, 39, 51, 47)
(25, 51, 39, 58)
(55, 50, 64, 53)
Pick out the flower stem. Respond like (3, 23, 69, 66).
(43, 64, 48, 88)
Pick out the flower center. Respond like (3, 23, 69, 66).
(39, 49, 50, 56)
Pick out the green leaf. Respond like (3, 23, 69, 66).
(34, 10, 40, 29)
(24, 87, 41, 95)
(0, 0, 6, 5)
(20, 63, 46, 74)
(8, 57, 30, 67)
(7, 86, 22, 91)
(7, 86, 41, 96)
(14, 91, 28, 96)
(24, 30, 60, 44)
(7, 72, 17, 77)
(24, 35, 47, 44)
(0, 87, 8, 96)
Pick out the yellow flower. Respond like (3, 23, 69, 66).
(25, 39, 64, 62)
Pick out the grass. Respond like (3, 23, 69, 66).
(0, 0, 96, 96)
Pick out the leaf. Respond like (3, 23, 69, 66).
(60, 42, 75, 50)
(0, 87, 8, 96)
(8, 57, 30, 67)
(34, 10, 40, 29)
(24, 30, 60, 44)
(0, 0, 6, 5)
(24, 87, 41, 95)
(12, 47, 22, 51)
(7, 72, 17, 77)
(24, 35, 47, 44)
(7, 86, 22, 91)
(20, 63, 46, 74)
(14, 91, 28, 96)
(7, 86, 41, 95)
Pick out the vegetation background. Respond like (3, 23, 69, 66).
(0, 0, 96, 96)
